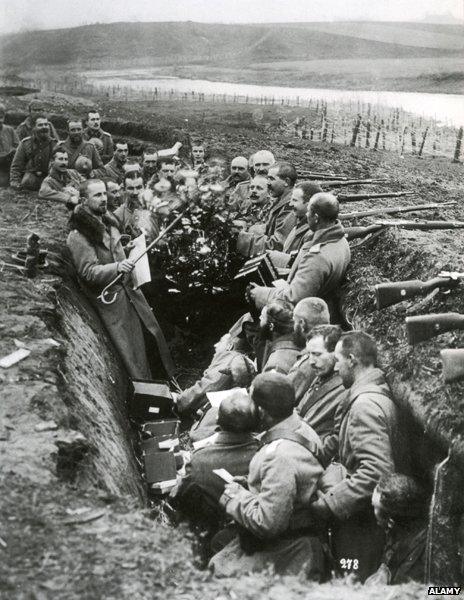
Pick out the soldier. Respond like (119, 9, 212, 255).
(83, 110, 114, 163)
(105, 180, 123, 211)
(38, 148, 84, 206)
(113, 176, 151, 239)
(103, 141, 129, 184)
(259, 300, 302, 374)
(249, 192, 351, 321)
(10, 115, 57, 191)
(175, 390, 259, 524)
(283, 181, 323, 254)
(221, 156, 250, 202)
(229, 150, 275, 208)
(0, 103, 19, 186)
(241, 162, 298, 256)
(191, 141, 207, 172)
(289, 297, 330, 403)
(141, 149, 158, 185)
(67, 179, 174, 379)
(297, 325, 345, 444)
(210, 372, 326, 579)
(309, 331, 410, 582)
(55, 118, 104, 171)
(16, 99, 59, 141)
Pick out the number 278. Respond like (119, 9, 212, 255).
(340, 558, 359, 570)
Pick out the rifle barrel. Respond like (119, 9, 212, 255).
(340, 202, 455, 220)
(322, 179, 388, 188)
(374, 219, 464, 230)
(299, 171, 348, 181)
(338, 191, 415, 202)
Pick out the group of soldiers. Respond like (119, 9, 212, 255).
(1, 99, 428, 586)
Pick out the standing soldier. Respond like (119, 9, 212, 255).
(10, 115, 57, 191)
(16, 99, 59, 141)
(84, 110, 114, 163)
(67, 179, 175, 380)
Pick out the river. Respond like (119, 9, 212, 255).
(84, 71, 464, 128)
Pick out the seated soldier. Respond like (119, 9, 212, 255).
(297, 325, 346, 448)
(289, 297, 330, 404)
(258, 300, 302, 374)
(249, 193, 351, 322)
(175, 390, 259, 530)
(177, 332, 255, 420)
(38, 148, 84, 206)
(210, 372, 327, 579)
(103, 141, 129, 184)
(10, 115, 57, 191)
(16, 99, 59, 141)
(84, 109, 114, 163)
(55, 118, 104, 171)
(0, 103, 19, 187)
(366, 474, 428, 586)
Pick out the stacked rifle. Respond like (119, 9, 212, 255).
(374, 272, 464, 383)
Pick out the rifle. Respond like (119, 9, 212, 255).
(321, 178, 387, 188)
(375, 271, 464, 309)
(406, 313, 464, 345)
(374, 219, 464, 231)
(344, 224, 384, 241)
(298, 170, 348, 181)
(440, 349, 464, 383)
(338, 191, 415, 202)
(340, 201, 456, 221)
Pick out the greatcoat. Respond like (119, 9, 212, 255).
(66, 205, 174, 379)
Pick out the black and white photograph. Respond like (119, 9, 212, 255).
(0, 1, 463, 598)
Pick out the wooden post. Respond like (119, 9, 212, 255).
(453, 127, 463, 163)
(400, 126, 408, 156)
(411, 128, 417, 155)
(418, 127, 429, 158)
(350, 115, 362, 147)
(365, 121, 371, 148)
(373, 123, 381, 151)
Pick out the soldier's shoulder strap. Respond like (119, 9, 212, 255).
(261, 428, 327, 468)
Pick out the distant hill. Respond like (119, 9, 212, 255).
(0, 21, 462, 70)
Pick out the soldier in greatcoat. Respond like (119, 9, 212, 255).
(55, 119, 104, 171)
(309, 331, 410, 582)
(83, 110, 114, 163)
(66, 179, 174, 380)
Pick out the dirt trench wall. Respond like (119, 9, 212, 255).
(343, 227, 464, 585)
(56, 279, 145, 501)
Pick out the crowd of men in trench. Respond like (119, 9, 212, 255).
(0, 100, 429, 585)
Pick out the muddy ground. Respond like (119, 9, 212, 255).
(1, 91, 463, 599)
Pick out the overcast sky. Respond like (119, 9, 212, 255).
(0, 0, 462, 34)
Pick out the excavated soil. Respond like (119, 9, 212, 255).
(1, 91, 463, 598)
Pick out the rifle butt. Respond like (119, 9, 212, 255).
(406, 313, 464, 345)
(441, 349, 464, 383)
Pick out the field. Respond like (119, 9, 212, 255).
(1, 89, 464, 597)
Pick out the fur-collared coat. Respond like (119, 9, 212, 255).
(67, 205, 174, 379)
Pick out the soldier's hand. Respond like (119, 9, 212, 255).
(117, 259, 135, 274)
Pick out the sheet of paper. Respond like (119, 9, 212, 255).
(0, 348, 31, 368)
(213, 468, 234, 483)
(128, 233, 151, 290)
(206, 387, 247, 409)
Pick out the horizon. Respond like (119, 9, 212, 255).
(0, 0, 462, 35)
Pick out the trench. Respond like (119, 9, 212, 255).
(51, 221, 464, 585)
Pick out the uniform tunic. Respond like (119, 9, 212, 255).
(10, 135, 57, 189)
(38, 168, 84, 204)
(55, 138, 103, 170)
(83, 127, 114, 164)
(210, 412, 325, 577)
